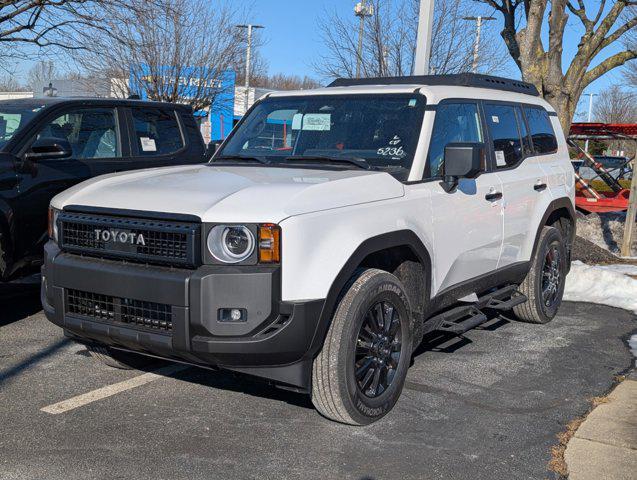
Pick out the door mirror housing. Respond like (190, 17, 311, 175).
(206, 140, 222, 160)
(440, 143, 484, 193)
(25, 137, 73, 161)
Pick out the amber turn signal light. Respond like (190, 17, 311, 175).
(258, 224, 280, 263)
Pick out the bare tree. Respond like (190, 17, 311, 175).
(0, 74, 27, 91)
(74, 0, 244, 111)
(252, 73, 322, 90)
(0, 1, 149, 73)
(314, 0, 507, 79)
(26, 60, 57, 90)
(474, 0, 637, 132)
(595, 85, 637, 123)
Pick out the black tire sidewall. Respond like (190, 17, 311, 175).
(338, 274, 413, 424)
(533, 228, 567, 321)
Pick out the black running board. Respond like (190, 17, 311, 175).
(432, 285, 527, 335)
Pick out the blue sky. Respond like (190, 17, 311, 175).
(11, 0, 633, 119)
(237, 0, 634, 119)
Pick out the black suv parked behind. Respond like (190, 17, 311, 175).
(0, 98, 208, 282)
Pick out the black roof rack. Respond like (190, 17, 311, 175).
(328, 73, 540, 97)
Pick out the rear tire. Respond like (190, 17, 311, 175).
(86, 344, 153, 370)
(311, 269, 414, 425)
(513, 226, 567, 324)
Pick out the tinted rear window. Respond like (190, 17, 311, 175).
(524, 107, 557, 154)
(132, 108, 184, 156)
(484, 104, 523, 168)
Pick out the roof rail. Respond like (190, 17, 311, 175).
(327, 73, 540, 97)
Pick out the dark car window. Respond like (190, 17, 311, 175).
(0, 104, 45, 149)
(36, 108, 120, 159)
(426, 103, 483, 178)
(484, 104, 523, 168)
(523, 107, 558, 154)
(132, 108, 184, 156)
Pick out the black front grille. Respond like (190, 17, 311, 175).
(66, 289, 173, 332)
(58, 211, 200, 268)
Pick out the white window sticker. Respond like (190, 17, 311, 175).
(408, 99, 417, 107)
(140, 137, 157, 152)
(491, 115, 500, 123)
(302, 113, 331, 131)
(495, 150, 507, 166)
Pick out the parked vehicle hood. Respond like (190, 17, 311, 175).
(51, 164, 405, 223)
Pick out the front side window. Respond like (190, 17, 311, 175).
(524, 107, 558, 154)
(0, 104, 45, 149)
(132, 108, 184, 156)
(426, 103, 483, 178)
(484, 104, 523, 168)
(217, 94, 428, 181)
(36, 108, 120, 159)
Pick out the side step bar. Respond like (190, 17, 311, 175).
(432, 285, 527, 335)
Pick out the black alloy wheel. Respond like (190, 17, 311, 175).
(355, 301, 402, 398)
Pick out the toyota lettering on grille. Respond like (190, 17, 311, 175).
(94, 229, 146, 246)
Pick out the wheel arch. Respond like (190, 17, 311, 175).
(308, 230, 432, 356)
(531, 197, 576, 266)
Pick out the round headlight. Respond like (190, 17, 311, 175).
(207, 225, 255, 263)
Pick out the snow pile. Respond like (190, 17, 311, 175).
(576, 212, 635, 255)
(564, 261, 637, 314)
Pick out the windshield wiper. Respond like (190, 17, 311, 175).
(284, 155, 374, 171)
(213, 155, 271, 165)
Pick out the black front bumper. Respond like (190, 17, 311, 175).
(42, 242, 325, 390)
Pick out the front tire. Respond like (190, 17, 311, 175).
(311, 269, 414, 425)
(513, 226, 567, 324)
(87, 344, 153, 370)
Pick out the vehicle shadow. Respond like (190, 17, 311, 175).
(139, 311, 512, 411)
(0, 283, 42, 328)
(160, 364, 315, 410)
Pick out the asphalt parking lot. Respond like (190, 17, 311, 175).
(1, 284, 635, 480)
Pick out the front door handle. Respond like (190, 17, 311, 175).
(485, 191, 503, 201)
(534, 182, 547, 192)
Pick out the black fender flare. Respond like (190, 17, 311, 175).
(306, 230, 432, 357)
(531, 197, 576, 259)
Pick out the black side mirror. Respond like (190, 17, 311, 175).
(206, 140, 222, 160)
(25, 137, 73, 161)
(440, 142, 484, 193)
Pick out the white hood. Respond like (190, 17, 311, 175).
(52, 164, 405, 223)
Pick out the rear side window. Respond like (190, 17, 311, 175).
(132, 108, 184, 156)
(484, 104, 523, 168)
(524, 107, 558, 154)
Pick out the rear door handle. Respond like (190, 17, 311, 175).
(534, 182, 547, 192)
(485, 191, 503, 201)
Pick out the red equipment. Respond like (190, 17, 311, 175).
(568, 122, 636, 214)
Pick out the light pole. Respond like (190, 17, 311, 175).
(354, 1, 374, 79)
(583, 92, 598, 153)
(413, 0, 434, 75)
(462, 16, 496, 73)
(237, 24, 264, 115)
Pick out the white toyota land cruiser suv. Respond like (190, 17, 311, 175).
(43, 74, 575, 425)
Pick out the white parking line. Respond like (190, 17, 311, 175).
(40, 364, 189, 415)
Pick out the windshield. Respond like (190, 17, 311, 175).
(216, 94, 427, 181)
(0, 104, 43, 149)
